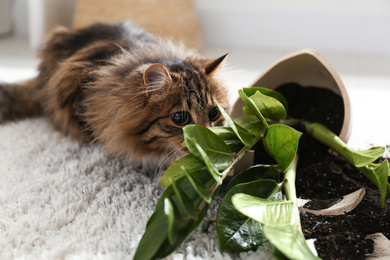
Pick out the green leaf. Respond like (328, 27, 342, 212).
(232, 193, 320, 259)
(347, 146, 385, 168)
(226, 164, 280, 192)
(359, 160, 389, 208)
(388, 165, 390, 176)
(157, 170, 215, 215)
(274, 248, 293, 260)
(238, 89, 268, 127)
(263, 124, 302, 172)
(232, 193, 296, 225)
(154, 197, 212, 258)
(263, 224, 320, 260)
(208, 126, 244, 152)
(170, 177, 198, 220)
(235, 115, 266, 136)
(209, 126, 238, 140)
(242, 105, 255, 117)
(242, 87, 288, 110)
(181, 165, 212, 204)
(248, 90, 287, 120)
(159, 154, 206, 187)
(304, 122, 384, 167)
(216, 102, 255, 146)
(155, 172, 219, 258)
(194, 142, 222, 185)
(133, 208, 168, 260)
(217, 179, 282, 251)
(137, 162, 218, 259)
(183, 125, 234, 171)
(164, 198, 179, 245)
(209, 117, 264, 146)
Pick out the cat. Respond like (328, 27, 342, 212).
(0, 22, 229, 169)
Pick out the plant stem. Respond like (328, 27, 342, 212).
(303, 122, 354, 161)
(283, 155, 301, 227)
(222, 129, 265, 181)
(279, 118, 302, 127)
(305, 121, 390, 208)
(303, 121, 377, 170)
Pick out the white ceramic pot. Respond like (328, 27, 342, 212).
(231, 49, 352, 142)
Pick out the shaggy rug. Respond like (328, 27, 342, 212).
(0, 117, 273, 259)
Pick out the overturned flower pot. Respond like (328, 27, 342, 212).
(232, 48, 352, 142)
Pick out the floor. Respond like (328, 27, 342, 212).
(1, 35, 389, 152)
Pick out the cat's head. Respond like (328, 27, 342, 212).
(125, 54, 229, 165)
(88, 54, 229, 168)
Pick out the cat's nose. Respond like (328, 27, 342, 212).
(205, 121, 213, 128)
(196, 120, 212, 128)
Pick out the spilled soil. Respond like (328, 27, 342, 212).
(274, 83, 390, 259)
(297, 149, 390, 259)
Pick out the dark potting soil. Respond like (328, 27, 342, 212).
(275, 82, 344, 137)
(275, 83, 346, 165)
(297, 150, 390, 260)
(253, 83, 346, 166)
(272, 83, 390, 259)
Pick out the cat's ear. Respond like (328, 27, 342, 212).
(143, 63, 172, 88)
(203, 53, 228, 75)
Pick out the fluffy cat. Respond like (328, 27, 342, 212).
(0, 22, 228, 168)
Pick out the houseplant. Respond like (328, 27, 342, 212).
(133, 50, 390, 259)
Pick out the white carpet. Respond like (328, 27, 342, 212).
(0, 118, 274, 259)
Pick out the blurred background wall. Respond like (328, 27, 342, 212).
(3, 0, 390, 54)
(196, 0, 390, 54)
(5, 0, 77, 48)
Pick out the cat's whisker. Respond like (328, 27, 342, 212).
(167, 146, 187, 165)
(188, 89, 205, 103)
(182, 100, 187, 114)
(168, 145, 186, 162)
(154, 145, 183, 175)
(187, 89, 206, 111)
(155, 143, 178, 169)
(189, 97, 205, 111)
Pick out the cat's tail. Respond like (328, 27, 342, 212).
(0, 78, 42, 122)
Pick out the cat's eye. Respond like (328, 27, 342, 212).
(171, 111, 191, 126)
(208, 107, 220, 122)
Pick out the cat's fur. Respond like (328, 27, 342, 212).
(0, 22, 228, 168)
